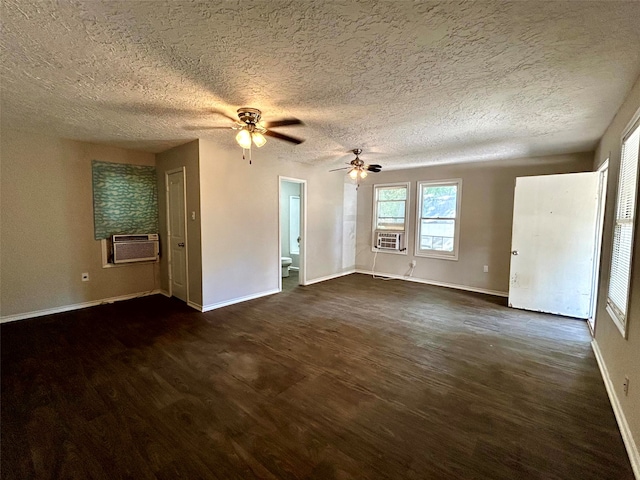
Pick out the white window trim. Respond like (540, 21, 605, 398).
(372, 182, 410, 255)
(415, 178, 462, 261)
(606, 113, 640, 339)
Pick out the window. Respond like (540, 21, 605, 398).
(372, 183, 409, 254)
(415, 179, 462, 260)
(607, 118, 639, 337)
(92, 160, 158, 240)
(374, 183, 409, 231)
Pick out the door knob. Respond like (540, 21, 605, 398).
(178, 242, 185, 247)
(511, 250, 519, 255)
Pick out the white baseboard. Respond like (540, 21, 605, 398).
(303, 269, 355, 286)
(187, 300, 203, 311)
(355, 269, 508, 297)
(201, 288, 280, 312)
(159, 290, 171, 298)
(592, 340, 640, 479)
(0, 289, 163, 324)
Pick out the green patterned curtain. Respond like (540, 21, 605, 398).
(92, 161, 159, 240)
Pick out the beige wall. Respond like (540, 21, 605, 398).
(593, 75, 640, 459)
(198, 139, 355, 309)
(0, 129, 158, 319)
(355, 152, 593, 294)
(155, 140, 203, 307)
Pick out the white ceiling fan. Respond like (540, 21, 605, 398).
(330, 149, 383, 181)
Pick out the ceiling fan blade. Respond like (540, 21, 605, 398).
(329, 167, 350, 172)
(264, 130, 305, 145)
(367, 164, 382, 169)
(209, 109, 239, 123)
(264, 118, 303, 128)
(183, 126, 232, 131)
(367, 166, 382, 172)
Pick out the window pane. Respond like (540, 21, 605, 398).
(378, 200, 405, 218)
(378, 187, 407, 201)
(377, 199, 405, 229)
(422, 185, 457, 218)
(420, 219, 454, 251)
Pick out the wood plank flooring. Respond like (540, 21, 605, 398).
(1, 273, 634, 479)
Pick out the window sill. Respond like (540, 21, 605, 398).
(102, 260, 159, 269)
(371, 248, 407, 256)
(605, 304, 628, 339)
(415, 251, 458, 261)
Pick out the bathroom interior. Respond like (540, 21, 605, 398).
(280, 179, 302, 284)
(280, 180, 302, 285)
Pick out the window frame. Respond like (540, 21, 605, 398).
(372, 182, 410, 255)
(606, 115, 640, 338)
(414, 178, 462, 260)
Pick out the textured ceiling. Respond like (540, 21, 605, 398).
(2, 1, 640, 169)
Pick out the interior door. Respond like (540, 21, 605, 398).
(168, 170, 187, 301)
(508, 172, 600, 318)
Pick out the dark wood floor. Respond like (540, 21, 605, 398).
(1, 273, 633, 479)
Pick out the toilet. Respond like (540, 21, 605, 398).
(281, 257, 293, 277)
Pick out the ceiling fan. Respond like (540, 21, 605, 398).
(330, 149, 382, 180)
(192, 107, 305, 149)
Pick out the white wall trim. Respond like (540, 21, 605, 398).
(355, 269, 508, 297)
(592, 340, 640, 479)
(201, 288, 279, 312)
(0, 290, 163, 324)
(304, 269, 355, 286)
(187, 300, 203, 311)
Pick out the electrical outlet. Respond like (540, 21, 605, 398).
(410, 260, 417, 267)
(81, 272, 89, 282)
(623, 376, 629, 396)
(483, 265, 489, 273)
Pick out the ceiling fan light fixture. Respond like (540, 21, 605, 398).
(349, 168, 359, 180)
(252, 131, 267, 148)
(359, 169, 368, 178)
(235, 128, 252, 149)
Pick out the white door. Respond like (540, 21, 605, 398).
(167, 170, 187, 301)
(508, 172, 600, 318)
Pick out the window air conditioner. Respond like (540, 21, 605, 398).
(112, 234, 159, 263)
(375, 231, 405, 251)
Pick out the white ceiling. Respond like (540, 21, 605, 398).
(2, 1, 640, 169)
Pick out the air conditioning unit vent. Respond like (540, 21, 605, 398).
(112, 234, 159, 263)
(375, 231, 405, 251)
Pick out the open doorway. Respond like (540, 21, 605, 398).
(279, 177, 306, 291)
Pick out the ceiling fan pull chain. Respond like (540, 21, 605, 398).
(242, 148, 252, 165)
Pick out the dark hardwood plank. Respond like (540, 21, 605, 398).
(1, 273, 634, 479)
